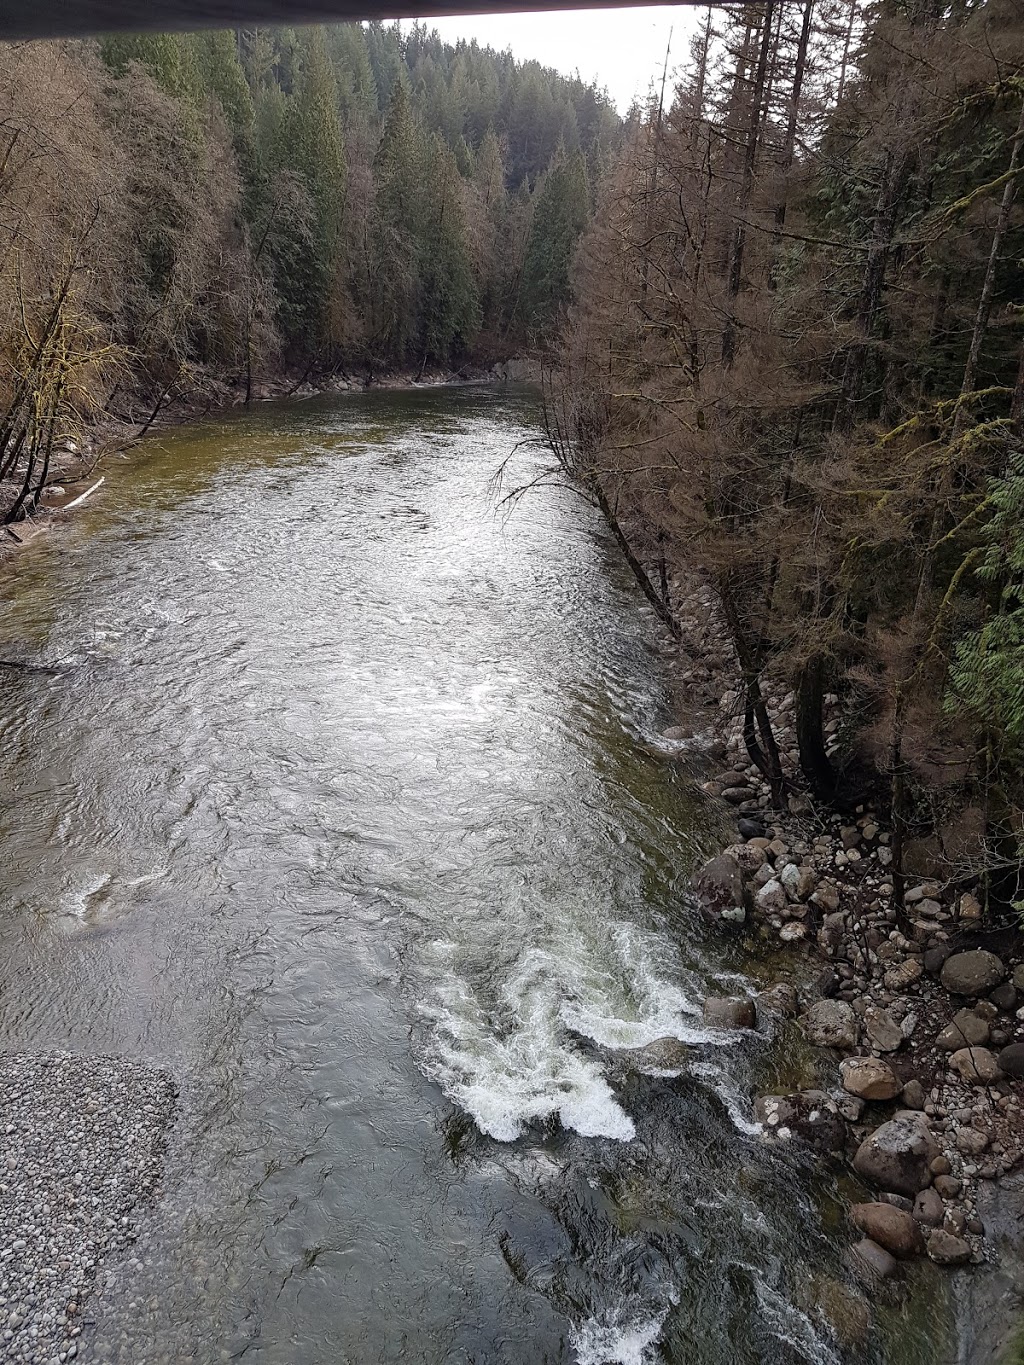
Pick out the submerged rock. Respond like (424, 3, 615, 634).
(755, 1091, 846, 1152)
(850, 1237, 898, 1283)
(694, 854, 746, 926)
(703, 996, 757, 1029)
(852, 1114, 939, 1196)
(757, 983, 799, 1017)
(619, 1038, 690, 1071)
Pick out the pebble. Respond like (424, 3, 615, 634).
(0, 1051, 175, 1365)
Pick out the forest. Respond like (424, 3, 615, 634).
(548, 0, 1024, 922)
(0, 20, 618, 521)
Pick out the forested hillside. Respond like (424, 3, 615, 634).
(555, 0, 1024, 915)
(0, 22, 618, 521)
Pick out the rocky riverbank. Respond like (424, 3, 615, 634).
(0, 1051, 175, 1365)
(662, 580, 1024, 1289)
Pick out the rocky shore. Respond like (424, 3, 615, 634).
(664, 581, 1024, 1287)
(0, 1051, 175, 1365)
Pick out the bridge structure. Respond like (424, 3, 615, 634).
(2, 0, 731, 41)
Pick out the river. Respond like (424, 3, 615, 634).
(0, 386, 962, 1364)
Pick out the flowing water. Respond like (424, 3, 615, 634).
(0, 387, 963, 1364)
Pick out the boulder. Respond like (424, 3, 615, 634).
(694, 854, 746, 926)
(852, 1114, 939, 1196)
(864, 1007, 904, 1054)
(757, 983, 799, 1017)
(989, 983, 1018, 1012)
(934, 1174, 961, 1199)
(754, 1091, 846, 1153)
(935, 1009, 990, 1051)
(703, 996, 757, 1029)
(912, 1188, 943, 1227)
(996, 1042, 1024, 1078)
(617, 1038, 689, 1071)
(839, 1056, 900, 1102)
(883, 959, 924, 992)
(949, 1046, 1001, 1084)
(955, 1127, 989, 1156)
(926, 1231, 972, 1266)
(850, 1238, 898, 1283)
(900, 1080, 925, 1111)
(780, 862, 818, 902)
(811, 881, 841, 913)
(804, 999, 858, 1050)
(940, 950, 1006, 997)
(850, 1202, 925, 1258)
(779, 921, 808, 942)
(755, 878, 789, 916)
(737, 817, 766, 840)
(723, 841, 766, 874)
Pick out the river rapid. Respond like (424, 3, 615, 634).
(0, 387, 962, 1364)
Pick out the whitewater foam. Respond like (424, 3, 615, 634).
(571, 1309, 669, 1365)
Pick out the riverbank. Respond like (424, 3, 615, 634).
(665, 577, 1024, 1291)
(0, 1050, 176, 1364)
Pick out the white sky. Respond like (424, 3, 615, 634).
(404, 8, 698, 114)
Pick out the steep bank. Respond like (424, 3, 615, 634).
(662, 575, 1024, 1316)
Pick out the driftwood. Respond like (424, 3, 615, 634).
(61, 476, 104, 511)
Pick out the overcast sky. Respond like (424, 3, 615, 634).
(404, 8, 698, 114)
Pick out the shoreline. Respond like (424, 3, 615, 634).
(664, 575, 1024, 1294)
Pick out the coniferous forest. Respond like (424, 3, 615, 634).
(552, 0, 1024, 918)
(0, 21, 618, 519)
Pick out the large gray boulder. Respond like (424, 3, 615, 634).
(694, 854, 746, 926)
(803, 999, 858, 1050)
(853, 1114, 940, 1196)
(940, 950, 1006, 997)
(703, 996, 757, 1029)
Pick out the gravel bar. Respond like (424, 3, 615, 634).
(0, 1050, 176, 1365)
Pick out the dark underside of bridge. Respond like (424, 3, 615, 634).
(3, 0, 717, 42)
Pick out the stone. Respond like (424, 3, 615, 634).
(850, 1238, 897, 1282)
(804, 999, 858, 1050)
(864, 1007, 904, 1053)
(927, 1231, 972, 1266)
(755, 878, 789, 916)
(912, 1188, 943, 1227)
(996, 1043, 1024, 1078)
(884, 959, 923, 992)
(955, 1127, 989, 1156)
(703, 996, 757, 1029)
(755, 1092, 846, 1152)
(839, 1056, 900, 1102)
(852, 1114, 940, 1196)
(780, 862, 818, 902)
(940, 950, 1006, 997)
(811, 881, 841, 914)
(930, 1156, 951, 1176)
(936, 1009, 991, 1051)
(949, 1046, 1001, 1084)
(989, 983, 1018, 1012)
(723, 841, 766, 874)
(901, 1080, 926, 1111)
(620, 1038, 689, 1070)
(933, 1174, 961, 1199)
(737, 818, 766, 840)
(924, 945, 953, 977)
(850, 1203, 925, 1258)
(958, 892, 983, 921)
(809, 1277, 872, 1349)
(757, 983, 799, 1017)
(779, 921, 808, 942)
(1013, 965, 1024, 992)
(694, 854, 746, 925)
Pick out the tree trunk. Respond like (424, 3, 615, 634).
(796, 653, 838, 801)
